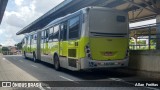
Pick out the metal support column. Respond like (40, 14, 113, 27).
(148, 27, 151, 50)
(156, 15, 160, 50)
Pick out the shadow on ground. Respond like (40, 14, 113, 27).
(26, 57, 134, 80)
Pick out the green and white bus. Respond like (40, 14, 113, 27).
(22, 7, 129, 71)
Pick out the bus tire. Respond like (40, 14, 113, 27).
(33, 52, 37, 63)
(54, 55, 61, 71)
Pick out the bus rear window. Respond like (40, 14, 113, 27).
(117, 16, 126, 22)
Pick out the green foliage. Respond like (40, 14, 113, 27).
(129, 39, 134, 45)
(129, 38, 156, 50)
(2, 47, 9, 51)
(0, 48, 2, 53)
(137, 40, 146, 45)
(15, 42, 22, 50)
(150, 39, 156, 44)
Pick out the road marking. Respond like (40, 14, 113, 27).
(31, 65, 38, 68)
(39, 86, 46, 90)
(109, 78, 124, 81)
(59, 75, 79, 84)
(59, 76, 74, 81)
(109, 78, 159, 90)
(2, 58, 6, 60)
(46, 87, 51, 89)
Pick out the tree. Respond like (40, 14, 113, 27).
(15, 42, 22, 50)
(1, 47, 10, 55)
(2, 47, 9, 52)
(0, 44, 2, 53)
(0, 48, 1, 53)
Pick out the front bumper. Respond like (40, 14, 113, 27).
(79, 58, 129, 70)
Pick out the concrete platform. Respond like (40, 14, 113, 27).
(0, 54, 41, 90)
(0, 54, 38, 81)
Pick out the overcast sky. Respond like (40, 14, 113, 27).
(0, 0, 64, 46)
(0, 0, 156, 46)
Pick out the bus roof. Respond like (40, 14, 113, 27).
(42, 6, 127, 30)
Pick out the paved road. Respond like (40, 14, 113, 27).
(3, 55, 160, 90)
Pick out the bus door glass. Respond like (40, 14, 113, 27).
(23, 37, 27, 51)
(60, 22, 68, 57)
(30, 35, 33, 53)
(44, 29, 49, 55)
(27, 36, 31, 53)
(24, 37, 28, 52)
(48, 27, 54, 56)
(41, 31, 44, 55)
(53, 25, 60, 55)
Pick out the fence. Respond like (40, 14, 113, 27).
(129, 23, 160, 50)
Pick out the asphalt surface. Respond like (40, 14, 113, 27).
(3, 55, 160, 90)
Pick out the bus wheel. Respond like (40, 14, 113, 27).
(33, 53, 37, 63)
(54, 55, 61, 71)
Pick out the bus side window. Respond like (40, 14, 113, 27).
(23, 38, 26, 45)
(44, 30, 46, 43)
(22, 38, 25, 46)
(60, 22, 67, 41)
(53, 25, 59, 41)
(41, 31, 44, 43)
(68, 16, 80, 39)
(44, 29, 49, 43)
(31, 35, 34, 45)
(60, 24, 64, 41)
(34, 34, 37, 44)
(28, 36, 31, 45)
(26, 37, 28, 46)
(49, 27, 54, 42)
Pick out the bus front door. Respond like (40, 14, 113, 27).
(59, 23, 68, 68)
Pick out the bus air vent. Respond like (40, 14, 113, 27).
(68, 49, 76, 57)
(68, 58, 77, 68)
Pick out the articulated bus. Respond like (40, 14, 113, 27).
(22, 7, 129, 71)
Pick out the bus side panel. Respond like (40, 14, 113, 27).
(50, 41, 59, 60)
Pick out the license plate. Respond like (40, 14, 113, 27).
(104, 52, 113, 56)
(104, 62, 115, 65)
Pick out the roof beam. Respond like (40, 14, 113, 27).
(0, 0, 8, 24)
(141, 0, 160, 14)
(124, 0, 155, 13)
(134, 9, 143, 19)
(104, 0, 126, 8)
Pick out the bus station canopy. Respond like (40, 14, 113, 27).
(0, 0, 8, 24)
(16, 0, 160, 35)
